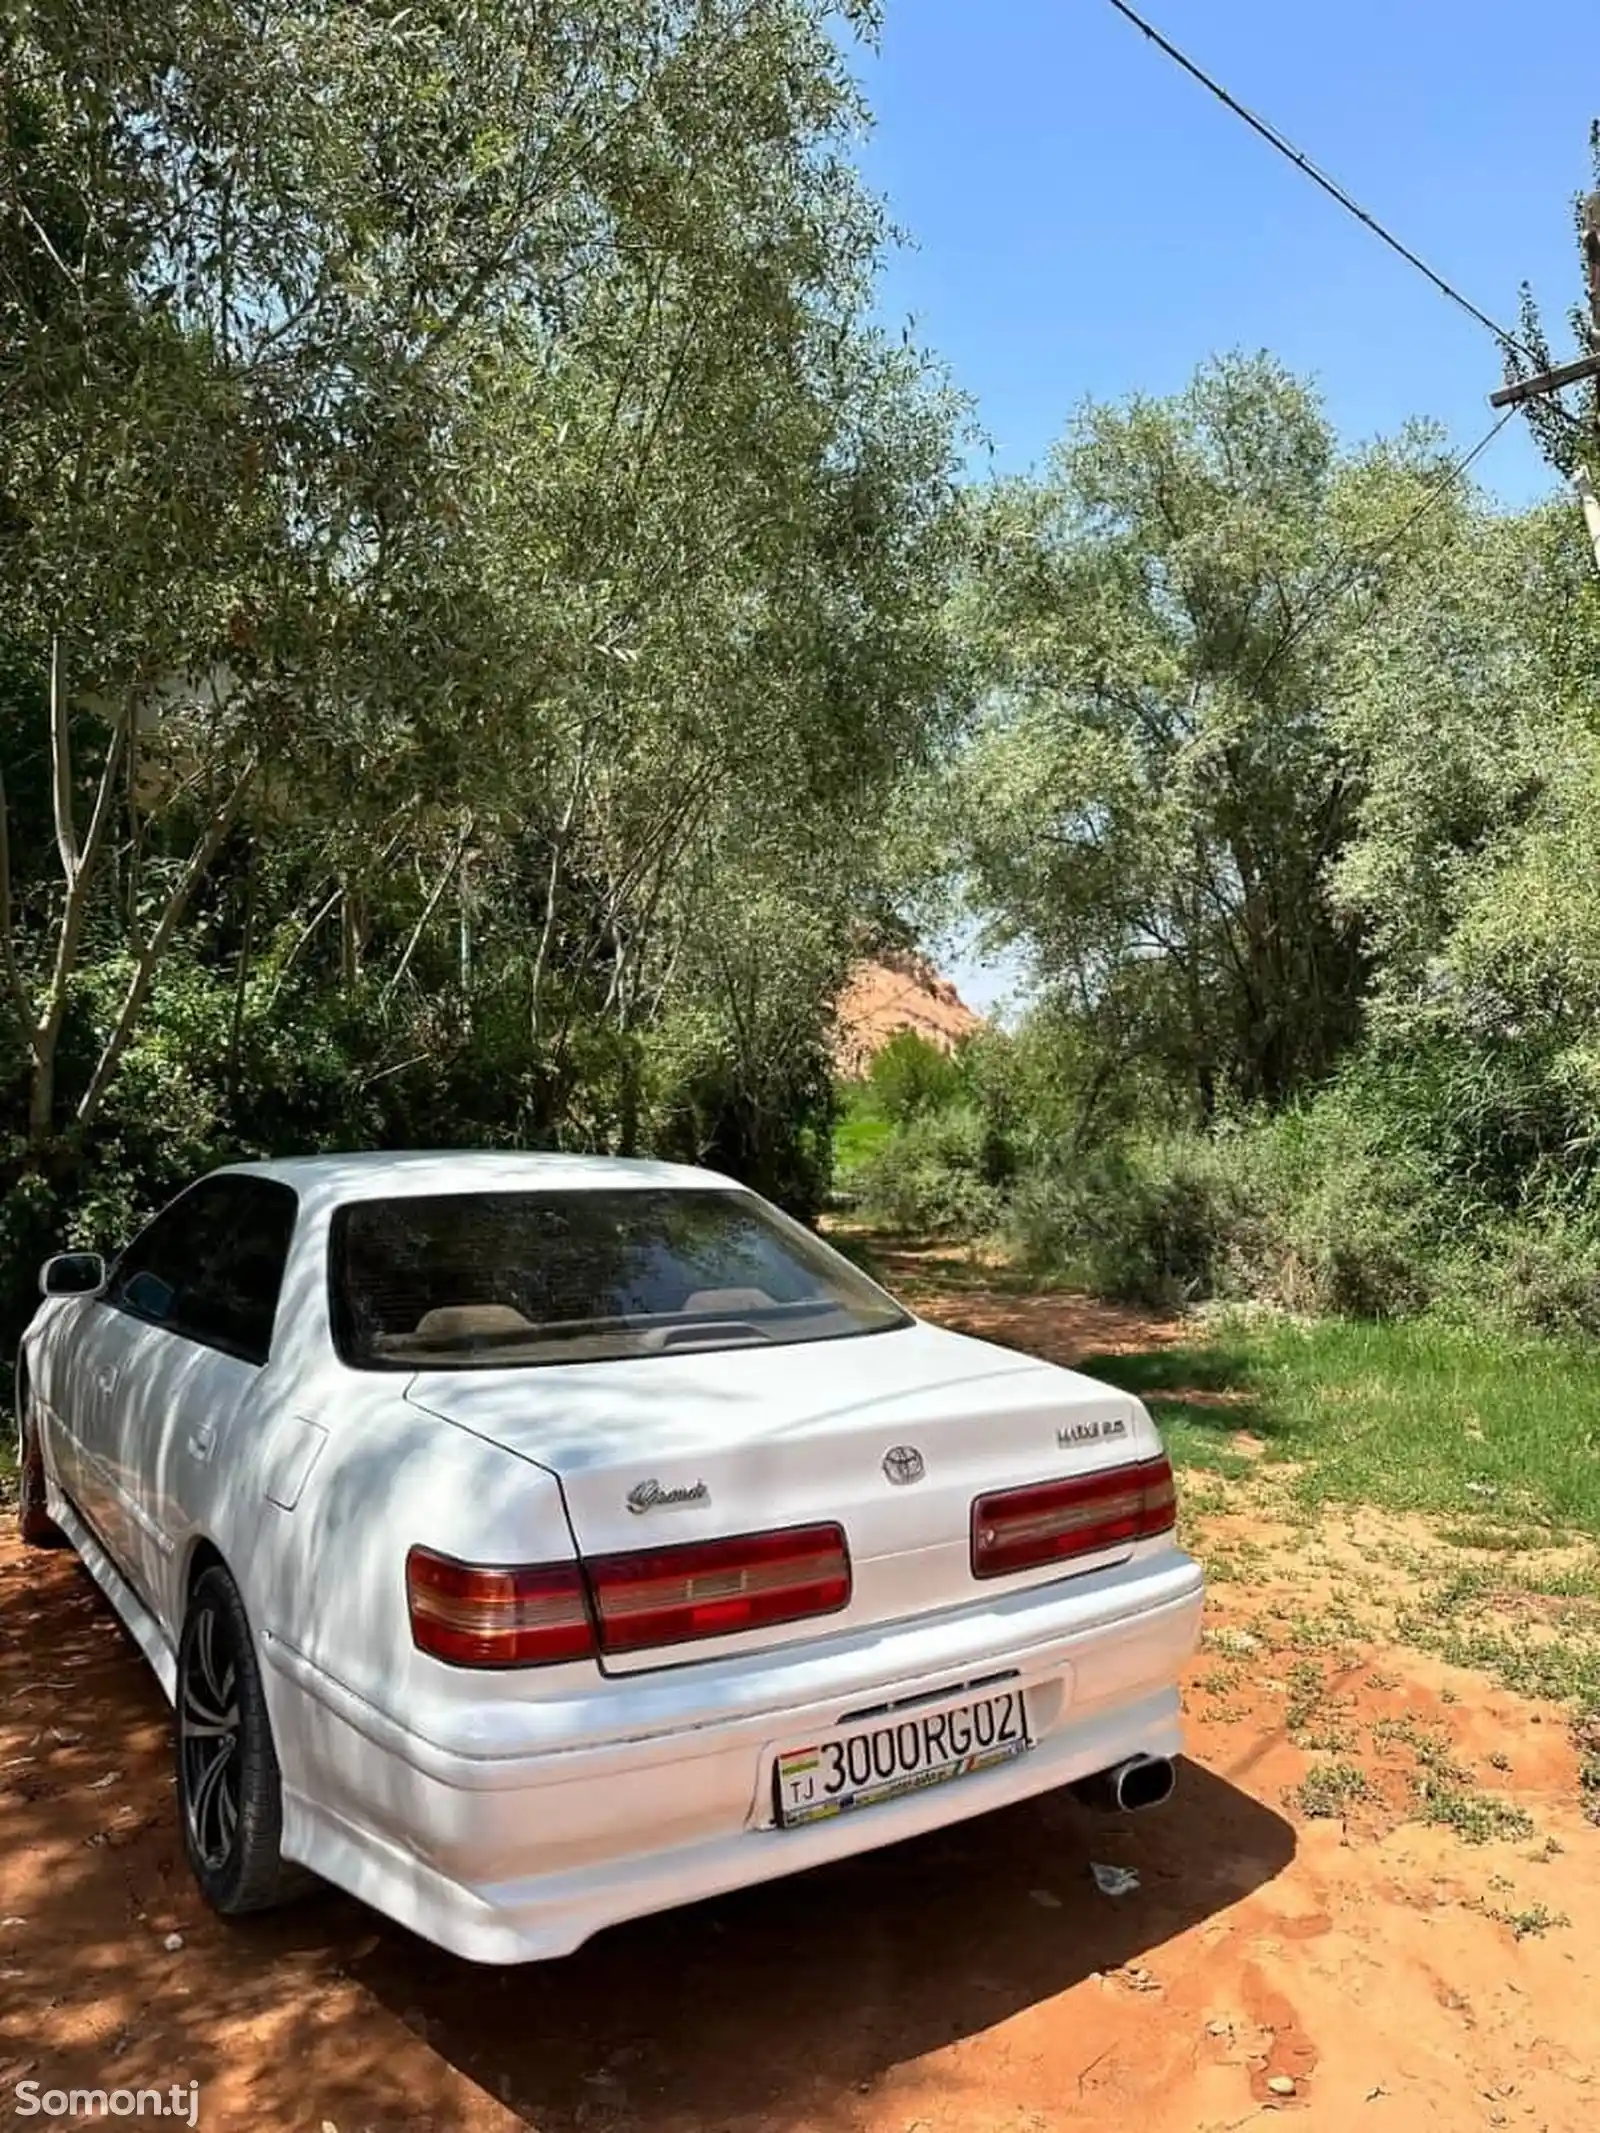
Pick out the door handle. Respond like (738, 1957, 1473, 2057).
(186, 1422, 216, 1462)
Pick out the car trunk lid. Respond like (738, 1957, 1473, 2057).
(405, 1320, 1159, 1673)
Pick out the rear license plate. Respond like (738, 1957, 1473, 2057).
(774, 1687, 1030, 1827)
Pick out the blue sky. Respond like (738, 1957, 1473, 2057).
(851, 2, 1600, 1011)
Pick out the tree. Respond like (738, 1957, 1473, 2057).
(953, 354, 1484, 1117)
(0, 0, 974, 1374)
(0, 0, 965, 1217)
(1328, 493, 1600, 1210)
(1501, 123, 1600, 477)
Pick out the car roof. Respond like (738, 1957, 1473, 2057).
(217, 1150, 742, 1209)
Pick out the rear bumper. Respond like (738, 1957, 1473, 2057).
(265, 1548, 1203, 1963)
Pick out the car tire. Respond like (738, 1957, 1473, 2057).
(17, 1377, 69, 1549)
(176, 1564, 311, 1916)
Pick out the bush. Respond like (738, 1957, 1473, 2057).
(864, 1030, 968, 1127)
(995, 1051, 1600, 1324)
(841, 997, 1600, 1328)
(993, 1067, 1460, 1316)
(855, 1104, 1007, 1236)
(1459, 1216, 1600, 1339)
(1005, 1133, 1261, 1306)
(1242, 1093, 1445, 1319)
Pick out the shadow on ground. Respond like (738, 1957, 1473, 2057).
(2, 1538, 1294, 2133)
(1077, 1340, 1282, 1472)
(352, 1756, 1295, 2131)
(828, 1228, 1037, 1299)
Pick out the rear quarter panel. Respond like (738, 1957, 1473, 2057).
(191, 1198, 599, 1760)
(242, 1373, 584, 1723)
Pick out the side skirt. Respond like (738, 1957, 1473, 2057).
(46, 1485, 178, 1705)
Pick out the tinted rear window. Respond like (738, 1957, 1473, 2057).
(329, 1188, 909, 1370)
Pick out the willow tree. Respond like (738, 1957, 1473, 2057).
(954, 355, 1504, 1121)
(1501, 123, 1600, 477)
(1, 0, 961, 1181)
(0, 0, 968, 1348)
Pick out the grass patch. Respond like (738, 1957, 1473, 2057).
(1436, 1521, 1559, 1553)
(1416, 1778, 1533, 1845)
(1293, 1761, 1370, 1818)
(1086, 1314, 1600, 1535)
(1408, 1619, 1600, 1711)
(1199, 1535, 1270, 1583)
(1474, 1899, 1569, 1939)
(1372, 1715, 1472, 1786)
(1284, 1658, 1323, 1736)
(1089, 1299, 1600, 1821)
(1077, 1334, 1269, 1479)
(1145, 1407, 1259, 1479)
(833, 1106, 895, 1180)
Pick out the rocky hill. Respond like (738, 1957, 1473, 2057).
(832, 950, 984, 1079)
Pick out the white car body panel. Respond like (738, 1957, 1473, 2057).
(19, 1150, 1203, 1963)
(406, 1323, 1164, 1674)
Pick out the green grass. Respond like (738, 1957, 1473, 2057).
(1083, 1315, 1600, 1535)
(833, 1107, 894, 1178)
(1475, 1898, 1569, 1938)
(1293, 1761, 1370, 1818)
(831, 1081, 895, 1189)
(1084, 1310, 1600, 1809)
(1416, 1779, 1534, 1846)
(860, 1226, 1600, 1805)
(1405, 1616, 1600, 1712)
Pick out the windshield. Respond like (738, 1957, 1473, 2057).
(328, 1187, 910, 1370)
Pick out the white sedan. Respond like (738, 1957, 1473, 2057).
(17, 1152, 1203, 1963)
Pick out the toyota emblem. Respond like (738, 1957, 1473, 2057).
(882, 1445, 926, 1486)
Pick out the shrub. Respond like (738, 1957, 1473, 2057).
(1005, 1133, 1262, 1307)
(855, 1104, 1006, 1237)
(1244, 1101, 1441, 1319)
(1459, 1216, 1600, 1339)
(865, 1030, 968, 1127)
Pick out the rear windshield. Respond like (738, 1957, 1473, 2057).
(329, 1187, 910, 1369)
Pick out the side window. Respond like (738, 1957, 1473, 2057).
(180, 1180, 298, 1363)
(105, 1191, 216, 1328)
(107, 1178, 298, 1365)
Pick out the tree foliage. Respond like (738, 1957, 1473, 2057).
(0, 0, 968, 1350)
(953, 355, 1500, 1119)
(891, 342, 1600, 1330)
(1501, 123, 1600, 476)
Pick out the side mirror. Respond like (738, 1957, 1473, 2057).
(40, 1252, 107, 1298)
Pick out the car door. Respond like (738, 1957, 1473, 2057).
(72, 1193, 216, 1576)
(107, 1176, 299, 1633)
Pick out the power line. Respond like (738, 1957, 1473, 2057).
(1104, 0, 1537, 363)
(1254, 408, 1518, 688)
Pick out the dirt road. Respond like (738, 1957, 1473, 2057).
(3, 1274, 1597, 2132)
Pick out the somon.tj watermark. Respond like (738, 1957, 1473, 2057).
(13, 2085, 198, 2124)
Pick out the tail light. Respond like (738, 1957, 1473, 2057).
(971, 1455, 1176, 1580)
(406, 1547, 594, 1667)
(588, 1524, 850, 1653)
(407, 1523, 851, 1667)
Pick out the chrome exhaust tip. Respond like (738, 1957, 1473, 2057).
(1073, 1753, 1176, 1813)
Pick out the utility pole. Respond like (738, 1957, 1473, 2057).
(1585, 195, 1600, 577)
(1579, 190, 1600, 579)
(1575, 465, 1600, 580)
(1490, 191, 1600, 576)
